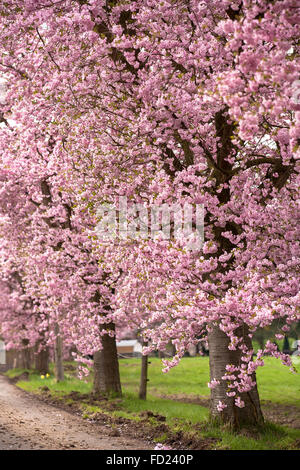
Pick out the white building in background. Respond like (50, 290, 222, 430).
(0, 340, 6, 365)
(116, 339, 143, 357)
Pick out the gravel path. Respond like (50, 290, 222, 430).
(0, 375, 151, 450)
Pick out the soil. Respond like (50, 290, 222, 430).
(0, 375, 152, 450)
(260, 401, 300, 429)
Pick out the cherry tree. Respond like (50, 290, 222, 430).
(0, 87, 122, 389)
(0, 0, 299, 427)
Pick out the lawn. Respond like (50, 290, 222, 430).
(119, 356, 300, 405)
(6, 356, 300, 450)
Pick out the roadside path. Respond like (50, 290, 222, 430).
(0, 375, 151, 450)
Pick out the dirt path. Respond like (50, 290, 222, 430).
(0, 375, 152, 450)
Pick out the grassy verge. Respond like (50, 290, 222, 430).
(119, 356, 300, 405)
(4, 356, 300, 450)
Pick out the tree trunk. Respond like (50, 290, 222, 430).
(35, 346, 49, 375)
(54, 323, 64, 382)
(208, 324, 264, 428)
(22, 347, 32, 369)
(93, 322, 122, 396)
(11, 348, 31, 369)
(139, 342, 148, 400)
(20, 339, 32, 369)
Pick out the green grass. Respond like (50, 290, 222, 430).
(119, 356, 300, 406)
(5, 368, 33, 379)
(120, 356, 211, 396)
(120, 392, 209, 422)
(201, 421, 300, 450)
(5, 356, 300, 450)
(256, 359, 300, 406)
(9, 356, 300, 405)
(17, 374, 91, 396)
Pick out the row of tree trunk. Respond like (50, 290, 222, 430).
(5, 346, 49, 373)
(4, 321, 264, 429)
(92, 324, 264, 429)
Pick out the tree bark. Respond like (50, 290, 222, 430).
(35, 346, 50, 375)
(208, 324, 264, 428)
(19, 339, 33, 369)
(22, 347, 32, 369)
(54, 323, 64, 382)
(139, 342, 148, 400)
(93, 322, 122, 396)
